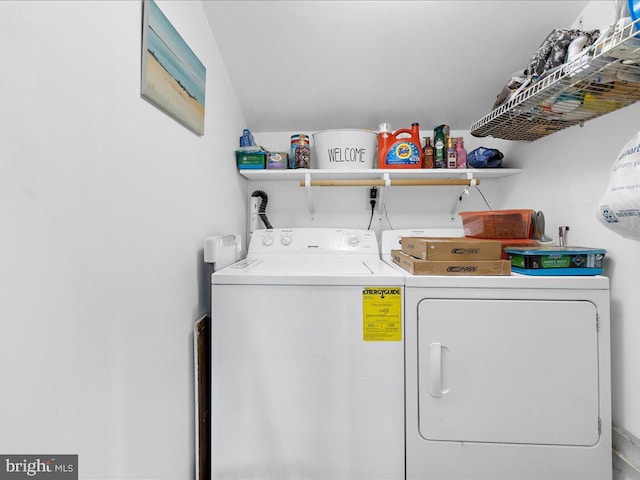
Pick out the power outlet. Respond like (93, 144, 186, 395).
(366, 187, 378, 210)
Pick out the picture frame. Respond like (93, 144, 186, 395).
(141, 0, 206, 135)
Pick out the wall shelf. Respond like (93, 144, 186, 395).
(238, 168, 523, 182)
(239, 168, 523, 214)
(470, 18, 640, 142)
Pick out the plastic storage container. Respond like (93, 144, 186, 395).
(504, 246, 606, 276)
(312, 129, 377, 169)
(459, 210, 535, 239)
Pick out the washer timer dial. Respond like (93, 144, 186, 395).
(281, 235, 293, 246)
(347, 234, 361, 246)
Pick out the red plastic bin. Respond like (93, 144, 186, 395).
(459, 210, 535, 239)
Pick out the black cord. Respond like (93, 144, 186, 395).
(383, 203, 393, 230)
(475, 185, 493, 210)
(367, 200, 376, 230)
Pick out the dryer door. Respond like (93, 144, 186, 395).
(417, 299, 599, 446)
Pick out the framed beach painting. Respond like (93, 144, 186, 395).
(141, 0, 206, 135)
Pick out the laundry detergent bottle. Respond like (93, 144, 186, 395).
(377, 122, 423, 168)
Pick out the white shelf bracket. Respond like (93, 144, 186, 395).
(466, 171, 477, 186)
(304, 173, 314, 214)
(378, 173, 391, 212)
(383, 173, 391, 187)
(451, 173, 476, 221)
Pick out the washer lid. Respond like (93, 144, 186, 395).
(241, 256, 374, 275)
(212, 255, 403, 285)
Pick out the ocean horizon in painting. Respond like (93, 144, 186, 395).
(142, 0, 206, 135)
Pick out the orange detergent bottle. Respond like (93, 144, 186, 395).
(377, 122, 423, 168)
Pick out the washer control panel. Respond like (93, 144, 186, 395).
(249, 228, 378, 254)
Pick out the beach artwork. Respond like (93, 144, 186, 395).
(141, 0, 206, 135)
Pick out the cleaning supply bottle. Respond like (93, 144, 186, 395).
(240, 128, 257, 148)
(446, 137, 457, 169)
(456, 137, 467, 169)
(433, 124, 449, 168)
(377, 122, 423, 169)
(422, 137, 435, 168)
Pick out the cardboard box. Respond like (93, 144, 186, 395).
(266, 152, 288, 169)
(236, 151, 266, 170)
(391, 250, 512, 276)
(400, 237, 503, 261)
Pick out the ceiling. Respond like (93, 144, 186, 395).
(202, 1, 590, 132)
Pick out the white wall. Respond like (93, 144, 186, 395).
(0, 1, 246, 478)
(503, 103, 640, 440)
(250, 130, 518, 238)
(540, 0, 640, 441)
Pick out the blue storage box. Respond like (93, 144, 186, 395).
(504, 246, 606, 276)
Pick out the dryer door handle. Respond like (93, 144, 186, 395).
(429, 342, 449, 398)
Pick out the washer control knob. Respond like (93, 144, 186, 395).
(262, 236, 274, 246)
(347, 234, 361, 246)
(281, 235, 292, 246)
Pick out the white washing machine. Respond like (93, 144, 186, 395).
(210, 228, 405, 480)
(381, 229, 612, 480)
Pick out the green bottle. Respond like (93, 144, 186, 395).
(433, 124, 449, 169)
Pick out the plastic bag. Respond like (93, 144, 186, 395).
(467, 147, 504, 168)
(596, 129, 640, 241)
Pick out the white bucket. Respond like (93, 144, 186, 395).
(312, 129, 377, 169)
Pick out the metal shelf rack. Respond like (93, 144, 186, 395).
(470, 18, 640, 142)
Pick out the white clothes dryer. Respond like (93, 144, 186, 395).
(211, 228, 405, 480)
(381, 229, 612, 480)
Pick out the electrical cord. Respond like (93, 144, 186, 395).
(475, 185, 493, 210)
(367, 199, 376, 230)
(383, 203, 393, 230)
(452, 184, 493, 221)
(366, 187, 394, 230)
(251, 190, 273, 229)
(367, 187, 378, 230)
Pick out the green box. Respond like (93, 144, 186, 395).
(504, 246, 606, 276)
(236, 151, 265, 170)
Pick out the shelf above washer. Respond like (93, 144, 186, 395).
(238, 168, 523, 182)
(239, 168, 523, 214)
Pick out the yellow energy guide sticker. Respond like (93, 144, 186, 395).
(362, 286, 402, 341)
